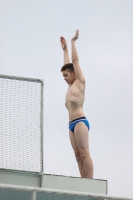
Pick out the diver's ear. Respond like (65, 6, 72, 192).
(72, 70, 76, 75)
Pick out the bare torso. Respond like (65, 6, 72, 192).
(65, 80, 85, 122)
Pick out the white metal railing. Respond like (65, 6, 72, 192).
(0, 74, 44, 173)
(0, 184, 133, 200)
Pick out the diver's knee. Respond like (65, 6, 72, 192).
(80, 148, 89, 160)
(75, 152, 81, 162)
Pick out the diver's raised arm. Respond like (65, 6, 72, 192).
(71, 30, 85, 83)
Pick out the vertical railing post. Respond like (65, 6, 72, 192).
(32, 190, 36, 200)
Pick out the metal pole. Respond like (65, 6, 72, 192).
(32, 190, 36, 200)
(41, 81, 44, 173)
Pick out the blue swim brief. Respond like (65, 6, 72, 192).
(69, 117, 90, 133)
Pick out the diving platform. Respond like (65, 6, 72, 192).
(0, 170, 107, 195)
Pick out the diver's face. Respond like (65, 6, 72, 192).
(62, 70, 76, 85)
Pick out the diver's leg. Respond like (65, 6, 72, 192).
(74, 122, 93, 178)
(69, 130, 85, 178)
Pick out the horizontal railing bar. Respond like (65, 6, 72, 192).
(0, 184, 132, 200)
(0, 74, 43, 84)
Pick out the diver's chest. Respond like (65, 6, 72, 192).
(65, 85, 81, 100)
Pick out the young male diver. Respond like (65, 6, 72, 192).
(60, 30, 93, 178)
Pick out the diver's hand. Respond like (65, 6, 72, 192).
(71, 29, 79, 42)
(60, 37, 67, 50)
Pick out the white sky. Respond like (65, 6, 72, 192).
(1, 0, 133, 198)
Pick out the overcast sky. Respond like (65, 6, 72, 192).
(1, 0, 133, 198)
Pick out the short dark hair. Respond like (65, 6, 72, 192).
(61, 63, 74, 73)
